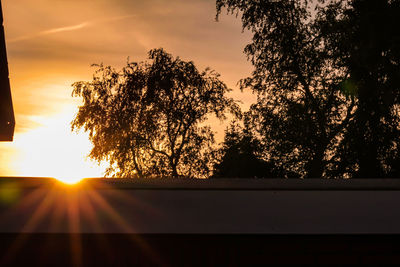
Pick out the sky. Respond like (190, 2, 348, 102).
(0, 0, 254, 183)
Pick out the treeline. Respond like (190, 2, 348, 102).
(72, 0, 400, 179)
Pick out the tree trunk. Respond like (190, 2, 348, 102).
(170, 158, 179, 178)
(356, 123, 381, 178)
(306, 143, 326, 179)
(172, 167, 179, 177)
(353, 98, 382, 178)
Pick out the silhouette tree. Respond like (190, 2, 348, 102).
(216, 0, 356, 178)
(217, 0, 400, 178)
(71, 48, 240, 178)
(329, 0, 400, 178)
(212, 122, 286, 178)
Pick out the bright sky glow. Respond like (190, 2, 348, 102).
(0, 0, 253, 183)
(7, 108, 105, 184)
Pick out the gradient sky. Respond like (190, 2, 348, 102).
(0, 0, 254, 182)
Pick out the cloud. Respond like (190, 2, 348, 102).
(7, 22, 90, 43)
(7, 15, 135, 43)
(42, 23, 90, 35)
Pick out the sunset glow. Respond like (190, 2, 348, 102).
(9, 109, 105, 184)
(0, 0, 253, 181)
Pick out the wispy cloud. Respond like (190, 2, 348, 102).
(8, 15, 135, 43)
(42, 23, 90, 35)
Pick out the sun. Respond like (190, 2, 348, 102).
(56, 175, 84, 185)
(9, 108, 106, 184)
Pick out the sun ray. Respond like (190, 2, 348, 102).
(84, 185, 166, 266)
(0, 184, 57, 264)
(67, 188, 83, 267)
(0, 179, 167, 266)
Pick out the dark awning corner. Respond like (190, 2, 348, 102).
(0, 0, 15, 142)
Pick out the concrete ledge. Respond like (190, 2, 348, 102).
(2, 177, 400, 190)
(1, 177, 400, 234)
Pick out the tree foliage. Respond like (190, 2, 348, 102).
(217, 0, 356, 178)
(72, 48, 239, 178)
(216, 0, 400, 178)
(331, 0, 400, 178)
(212, 122, 286, 178)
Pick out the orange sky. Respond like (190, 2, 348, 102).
(0, 0, 254, 182)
